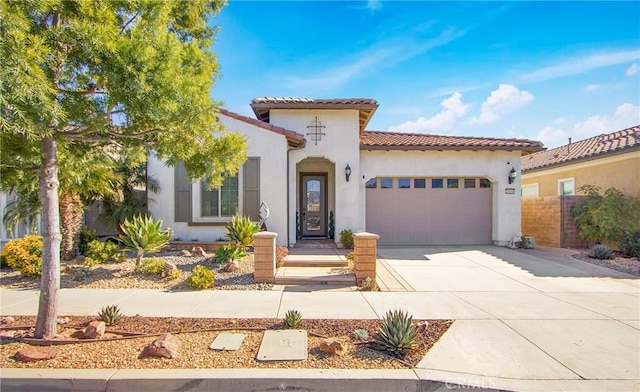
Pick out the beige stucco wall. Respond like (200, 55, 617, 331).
(360, 149, 524, 246)
(522, 151, 640, 197)
(148, 113, 290, 245)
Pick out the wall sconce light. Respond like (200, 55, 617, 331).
(345, 164, 352, 182)
(508, 167, 517, 184)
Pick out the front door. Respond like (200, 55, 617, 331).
(301, 175, 326, 237)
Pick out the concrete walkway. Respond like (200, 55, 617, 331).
(1, 246, 639, 391)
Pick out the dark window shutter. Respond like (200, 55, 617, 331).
(243, 157, 260, 221)
(174, 162, 191, 222)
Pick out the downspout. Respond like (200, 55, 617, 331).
(287, 140, 306, 247)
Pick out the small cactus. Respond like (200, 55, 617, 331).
(373, 309, 418, 358)
(592, 244, 615, 260)
(353, 329, 369, 341)
(283, 309, 302, 329)
(98, 305, 123, 326)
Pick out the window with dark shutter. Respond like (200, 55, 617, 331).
(174, 162, 191, 222)
(242, 157, 260, 221)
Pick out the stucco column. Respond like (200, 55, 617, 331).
(353, 232, 379, 284)
(253, 232, 277, 283)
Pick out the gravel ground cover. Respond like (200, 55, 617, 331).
(571, 251, 640, 276)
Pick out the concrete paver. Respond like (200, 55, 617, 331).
(277, 292, 377, 319)
(545, 292, 640, 321)
(361, 292, 494, 320)
(188, 291, 283, 318)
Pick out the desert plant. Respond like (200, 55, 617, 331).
(0, 255, 7, 269)
(214, 244, 245, 264)
(166, 267, 183, 280)
(119, 215, 172, 267)
(571, 185, 640, 245)
(1, 235, 43, 277)
(340, 229, 354, 249)
(84, 240, 124, 266)
(283, 309, 302, 329)
(592, 244, 615, 260)
(346, 251, 355, 270)
(78, 227, 98, 256)
(353, 329, 369, 341)
(225, 214, 260, 250)
(619, 230, 640, 259)
(358, 277, 380, 291)
(372, 309, 418, 358)
(276, 246, 288, 267)
(98, 305, 123, 326)
(187, 265, 215, 290)
(138, 257, 166, 275)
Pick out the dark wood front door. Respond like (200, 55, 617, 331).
(301, 175, 326, 237)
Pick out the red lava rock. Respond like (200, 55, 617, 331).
(15, 347, 59, 362)
(143, 333, 180, 359)
(319, 339, 347, 356)
(83, 321, 106, 339)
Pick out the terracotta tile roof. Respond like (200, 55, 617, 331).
(218, 108, 305, 147)
(360, 131, 544, 153)
(521, 125, 640, 172)
(250, 97, 378, 133)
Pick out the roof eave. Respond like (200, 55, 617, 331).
(522, 145, 640, 173)
(360, 145, 544, 153)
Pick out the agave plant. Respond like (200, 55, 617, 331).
(225, 214, 260, 250)
(98, 305, 123, 326)
(214, 244, 245, 264)
(283, 309, 302, 329)
(372, 309, 418, 358)
(119, 215, 172, 267)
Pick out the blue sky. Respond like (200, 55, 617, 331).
(210, 1, 640, 148)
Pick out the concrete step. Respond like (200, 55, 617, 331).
(283, 254, 348, 267)
(274, 266, 355, 285)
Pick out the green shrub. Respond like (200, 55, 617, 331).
(592, 244, 615, 260)
(1, 235, 43, 277)
(373, 310, 418, 358)
(119, 215, 172, 267)
(84, 240, 124, 266)
(78, 227, 98, 256)
(340, 229, 354, 249)
(358, 277, 380, 291)
(225, 214, 260, 250)
(187, 265, 215, 290)
(98, 305, 123, 326)
(619, 230, 640, 259)
(138, 257, 165, 275)
(166, 267, 182, 280)
(276, 246, 288, 267)
(0, 254, 7, 269)
(283, 309, 302, 329)
(214, 244, 245, 264)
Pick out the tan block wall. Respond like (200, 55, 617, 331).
(522, 197, 561, 247)
(354, 232, 379, 283)
(253, 232, 277, 283)
(560, 196, 593, 250)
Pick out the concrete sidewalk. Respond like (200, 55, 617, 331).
(1, 245, 639, 391)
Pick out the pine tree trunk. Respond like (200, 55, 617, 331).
(60, 192, 83, 260)
(35, 137, 61, 339)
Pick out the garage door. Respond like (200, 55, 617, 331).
(366, 177, 492, 245)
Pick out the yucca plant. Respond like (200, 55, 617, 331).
(372, 310, 418, 358)
(283, 309, 302, 329)
(225, 214, 260, 250)
(214, 244, 246, 264)
(592, 244, 615, 260)
(119, 215, 172, 267)
(98, 305, 123, 326)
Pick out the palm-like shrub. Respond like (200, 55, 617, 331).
(119, 215, 172, 267)
(373, 310, 418, 358)
(214, 244, 245, 264)
(225, 214, 260, 250)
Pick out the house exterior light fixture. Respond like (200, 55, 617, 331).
(508, 167, 517, 184)
(345, 164, 352, 182)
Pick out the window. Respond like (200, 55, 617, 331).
(414, 178, 426, 189)
(365, 178, 377, 188)
(479, 178, 491, 188)
(558, 178, 575, 196)
(464, 178, 476, 188)
(447, 179, 459, 189)
(521, 183, 539, 198)
(399, 178, 411, 189)
(380, 178, 393, 189)
(431, 178, 443, 188)
(201, 174, 239, 217)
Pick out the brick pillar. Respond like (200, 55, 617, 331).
(253, 232, 277, 283)
(354, 232, 379, 284)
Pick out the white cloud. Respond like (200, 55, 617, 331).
(366, 0, 381, 11)
(534, 126, 570, 148)
(522, 49, 640, 82)
(388, 92, 469, 134)
(470, 84, 534, 124)
(626, 63, 639, 76)
(573, 103, 640, 137)
(584, 84, 603, 92)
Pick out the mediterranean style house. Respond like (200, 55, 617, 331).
(148, 98, 543, 247)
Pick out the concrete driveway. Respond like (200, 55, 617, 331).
(374, 245, 639, 391)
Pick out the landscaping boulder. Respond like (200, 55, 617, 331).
(15, 347, 59, 362)
(180, 249, 192, 257)
(83, 320, 106, 339)
(143, 333, 180, 359)
(319, 339, 347, 356)
(222, 261, 238, 272)
(1, 316, 15, 325)
(192, 247, 207, 258)
(162, 261, 179, 278)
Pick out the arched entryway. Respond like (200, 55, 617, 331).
(296, 157, 335, 239)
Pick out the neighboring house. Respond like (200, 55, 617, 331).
(148, 97, 543, 247)
(0, 192, 41, 250)
(520, 125, 640, 248)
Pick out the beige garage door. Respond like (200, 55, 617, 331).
(365, 177, 492, 245)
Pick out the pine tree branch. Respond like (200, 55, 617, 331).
(120, 11, 140, 35)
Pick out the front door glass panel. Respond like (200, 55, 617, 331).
(302, 176, 325, 236)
